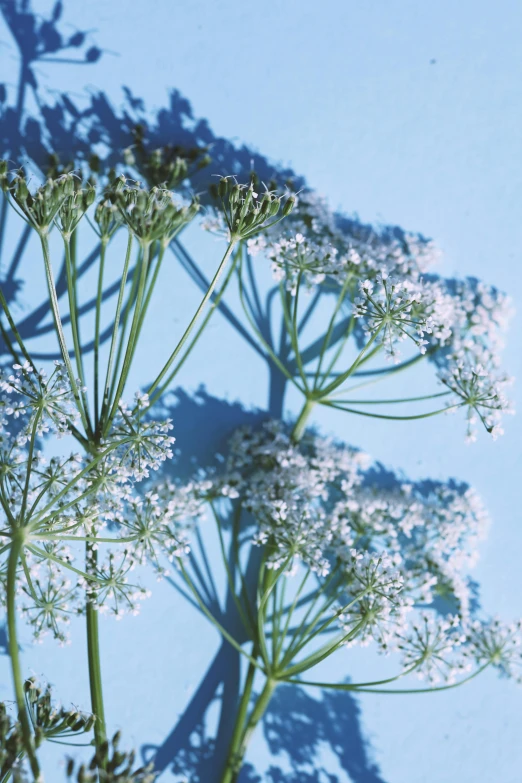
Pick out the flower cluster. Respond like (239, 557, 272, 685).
(353, 273, 431, 361)
(0, 165, 90, 235)
(0, 361, 80, 438)
(0, 679, 95, 782)
(244, 189, 513, 440)
(439, 362, 514, 442)
(0, 366, 194, 641)
(174, 421, 521, 683)
(66, 731, 157, 783)
(106, 176, 200, 245)
(106, 393, 175, 482)
(248, 231, 356, 295)
(206, 176, 295, 242)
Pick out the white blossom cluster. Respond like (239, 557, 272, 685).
(0, 360, 80, 438)
(186, 420, 521, 683)
(244, 190, 513, 439)
(0, 364, 201, 643)
(353, 273, 431, 361)
(245, 189, 441, 291)
(439, 361, 514, 442)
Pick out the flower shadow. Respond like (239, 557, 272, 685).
(143, 384, 391, 783)
(0, 4, 480, 782)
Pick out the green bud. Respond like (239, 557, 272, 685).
(218, 177, 228, 198)
(282, 195, 296, 216)
(259, 193, 272, 216)
(269, 198, 281, 217)
(230, 183, 241, 207)
(89, 154, 100, 173)
(16, 178, 28, 201)
(84, 714, 96, 732)
(65, 711, 79, 727)
(84, 186, 96, 209)
(64, 175, 75, 197)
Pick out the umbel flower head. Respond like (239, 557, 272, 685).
(439, 361, 514, 442)
(209, 175, 295, 241)
(66, 731, 157, 783)
(23, 678, 95, 748)
(354, 272, 431, 361)
(244, 187, 513, 441)
(106, 176, 199, 245)
(163, 421, 522, 685)
(0, 163, 94, 235)
(0, 361, 80, 438)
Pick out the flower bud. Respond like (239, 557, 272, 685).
(218, 177, 229, 199)
(16, 178, 28, 201)
(282, 195, 296, 216)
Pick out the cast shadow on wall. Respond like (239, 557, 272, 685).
(0, 2, 468, 781)
(142, 380, 480, 783)
(142, 385, 389, 783)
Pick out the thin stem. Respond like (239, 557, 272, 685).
(0, 285, 34, 368)
(94, 239, 107, 429)
(178, 560, 263, 670)
(63, 236, 92, 435)
(220, 654, 258, 783)
(320, 399, 463, 421)
(100, 231, 133, 433)
(7, 534, 41, 780)
(320, 326, 384, 397)
(291, 398, 316, 442)
(149, 243, 242, 399)
(147, 240, 237, 404)
(314, 274, 352, 389)
(106, 241, 151, 426)
(85, 547, 107, 755)
(220, 678, 277, 783)
(39, 234, 90, 434)
(237, 265, 303, 392)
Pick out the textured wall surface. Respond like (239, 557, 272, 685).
(1, 2, 521, 781)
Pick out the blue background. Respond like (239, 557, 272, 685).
(1, 1, 522, 781)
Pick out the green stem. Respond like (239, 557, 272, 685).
(85, 546, 107, 754)
(291, 398, 316, 442)
(106, 241, 151, 426)
(149, 243, 241, 401)
(100, 231, 133, 433)
(220, 656, 257, 783)
(94, 239, 107, 429)
(0, 285, 34, 368)
(63, 236, 92, 435)
(220, 677, 277, 783)
(7, 534, 41, 780)
(147, 240, 237, 403)
(39, 234, 90, 434)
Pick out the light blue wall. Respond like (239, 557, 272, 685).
(1, 2, 521, 781)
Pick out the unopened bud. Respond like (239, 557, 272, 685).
(282, 195, 296, 216)
(218, 177, 228, 199)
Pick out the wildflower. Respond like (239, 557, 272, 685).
(353, 273, 432, 361)
(465, 618, 522, 682)
(1, 361, 80, 438)
(439, 362, 514, 441)
(106, 394, 175, 482)
(209, 176, 295, 241)
(107, 178, 199, 246)
(394, 613, 467, 684)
